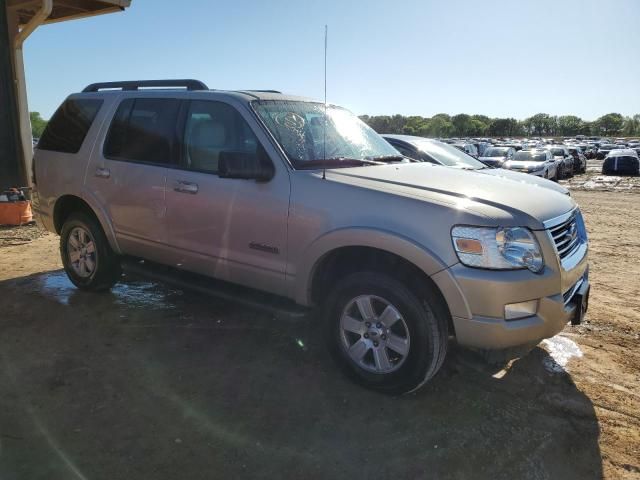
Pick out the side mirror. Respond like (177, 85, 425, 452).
(218, 149, 274, 182)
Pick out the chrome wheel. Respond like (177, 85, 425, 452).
(67, 226, 97, 278)
(339, 295, 410, 374)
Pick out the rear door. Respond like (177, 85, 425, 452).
(86, 96, 181, 261)
(164, 99, 290, 296)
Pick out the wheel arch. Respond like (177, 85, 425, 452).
(53, 194, 120, 253)
(296, 228, 455, 334)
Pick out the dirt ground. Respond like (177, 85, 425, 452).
(0, 187, 639, 479)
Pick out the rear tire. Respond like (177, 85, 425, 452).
(324, 271, 449, 394)
(60, 212, 121, 291)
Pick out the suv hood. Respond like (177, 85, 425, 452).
(326, 163, 574, 228)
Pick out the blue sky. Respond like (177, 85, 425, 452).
(25, 0, 640, 120)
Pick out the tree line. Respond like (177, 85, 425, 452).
(359, 112, 640, 138)
(30, 110, 640, 140)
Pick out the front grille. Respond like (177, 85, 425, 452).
(549, 214, 581, 260)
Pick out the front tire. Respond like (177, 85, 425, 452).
(324, 272, 449, 394)
(60, 212, 121, 291)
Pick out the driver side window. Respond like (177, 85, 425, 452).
(182, 100, 259, 174)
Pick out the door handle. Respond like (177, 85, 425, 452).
(95, 167, 110, 179)
(174, 181, 199, 194)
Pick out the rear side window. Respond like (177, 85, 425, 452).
(38, 98, 103, 153)
(104, 98, 180, 164)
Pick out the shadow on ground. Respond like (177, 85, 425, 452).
(0, 270, 602, 480)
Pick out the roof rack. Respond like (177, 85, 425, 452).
(239, 89, 282, 94)
(82, 79, 209, 92)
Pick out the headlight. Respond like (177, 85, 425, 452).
(451, 226, 544, 273)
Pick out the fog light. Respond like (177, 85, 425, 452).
(505, 300, 538, 320)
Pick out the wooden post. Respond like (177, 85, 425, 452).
(0, 0, 27, 188)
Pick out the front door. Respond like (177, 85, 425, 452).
(164, 99, 290, 296)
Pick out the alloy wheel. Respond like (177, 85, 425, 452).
(339, 295, 410, 374)
(67, 226, 97, 278)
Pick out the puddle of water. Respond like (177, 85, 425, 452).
(38, 271, 180, 311)
(40, 271, 76, 306)
(541, 335, 583, 373)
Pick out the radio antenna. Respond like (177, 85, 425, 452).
(322, 24, 328, 180)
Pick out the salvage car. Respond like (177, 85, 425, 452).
(568, 147, 587, 174)
(33, 80, 590, 394)
(504, 149, 559, 180)
(451, 142, 479, 158)
(596, 144, 618, 159)
(602, 149, 640, 175)
(477, 146, 516, 168)
(382, 135, 568, 194)
(548, 146, 574, 178)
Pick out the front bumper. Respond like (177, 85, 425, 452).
(449, 271, 589, 349)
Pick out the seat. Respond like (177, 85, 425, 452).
(188, 119, 227, 172)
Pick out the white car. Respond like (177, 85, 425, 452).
(504, 149, 558, 180)
(382, 136, 568, 193)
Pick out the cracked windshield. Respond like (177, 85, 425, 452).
(254, 101, 401, 168)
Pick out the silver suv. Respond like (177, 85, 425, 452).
(33, 80, 590, 394)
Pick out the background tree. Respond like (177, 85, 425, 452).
(427, 114, 454, 137)
(451, 114, 473, 136)
(489, 118, 520, 137)
(360, 111, 639, 138)
(557, 115, 584, 136)
(594, 113, 624, 136)
(622, 115, 640, 136)
(525, 114, 546, 136)
(30, 112, 47, 138)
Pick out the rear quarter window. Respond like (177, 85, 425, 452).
(38, 98, 103, 153)
(104, 98, 181, 164)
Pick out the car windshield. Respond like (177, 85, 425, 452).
(513, 151, 547, 161)
(483, 148, 508, 157)
(414, 140, 487, 169)
(550, 148, 565, 156)
(253, 100, 399, 169)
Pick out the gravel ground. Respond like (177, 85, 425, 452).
(559, 158, 640, 192)
(0, 188, 638, 479)
(0, 222, 45, 248)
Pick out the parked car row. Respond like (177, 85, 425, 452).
(437, 135, 640, 161)
(383, 135, 588, 181)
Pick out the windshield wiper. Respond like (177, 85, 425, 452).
(296, 157, 384, 170)
(327, 156, 384, 165)
(365, 154, 409, 163)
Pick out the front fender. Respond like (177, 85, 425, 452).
(293, 227, 452, 306)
